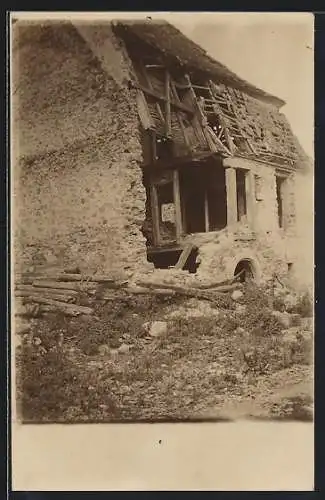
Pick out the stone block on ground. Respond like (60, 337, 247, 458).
(231, 290, 244, 301)
(143, 320, 168, 338)
(118, 343, 130, 354)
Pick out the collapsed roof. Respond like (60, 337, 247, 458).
(113, 20, 310, 171)
(114, 20, 285, 108)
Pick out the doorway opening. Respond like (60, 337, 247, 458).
(234, 259, 257, 283)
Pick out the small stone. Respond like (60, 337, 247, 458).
(118, 343, 130, 354)
(34, 337, 42, 346)
(234, 326, 246, 336)
(231, 290, 244, 301)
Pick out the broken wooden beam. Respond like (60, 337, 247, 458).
(174, 243, 196, 270)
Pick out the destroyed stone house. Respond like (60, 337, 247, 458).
(13, 19, 313, 287)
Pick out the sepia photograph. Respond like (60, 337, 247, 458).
(11, 12, 314, 428)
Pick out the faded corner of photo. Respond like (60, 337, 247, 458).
(10, 10, 314, 492)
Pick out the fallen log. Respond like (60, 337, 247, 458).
(16, 284, 79, 296)
(205, 283, 243, 293)
(25, 273, 129, 285)
(193, 270, 245, 289)
(124, 286, 177, 296)
(16, 290, 76, 303)
(17, 295, 93, 316)
(137, 280, 239, 295)
(135, 280, 233, 303)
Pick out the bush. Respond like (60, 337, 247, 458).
(291, 292, 313, 318)
(17, 342, 121, 422)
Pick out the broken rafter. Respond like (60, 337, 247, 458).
(139, 62, 166, 125)
(169, 80, 192, 148)
(208, 80, 236, 155)
(204, 126, 232, 156)
(135, 82, 194, 116)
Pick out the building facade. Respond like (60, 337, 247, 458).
(12, 20, 313, 287)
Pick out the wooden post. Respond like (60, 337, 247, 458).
(204, 190, 210, 232)
(165, 70, 172, 137)
(245, 170, 256, 229)
(225, 167, 238, 226)
(173, 169, 183, 242)
(150, 182, 161, 246)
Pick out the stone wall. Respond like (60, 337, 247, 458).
(12, 21, 149, 275)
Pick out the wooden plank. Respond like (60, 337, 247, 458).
(174, 243, 195, 270)
(165, 70, 172, 137)
(173, 169, 183, 242)
(150, 182, 161, 246)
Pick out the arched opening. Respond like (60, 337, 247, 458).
(234, 259, 257, 283)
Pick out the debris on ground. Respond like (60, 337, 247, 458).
(15, 268, 313, 422)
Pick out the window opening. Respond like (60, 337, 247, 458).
(276, 175, 286, 228)
(179, 161, 227, 234)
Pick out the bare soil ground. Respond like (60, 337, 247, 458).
(16, 283, 313, 423)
